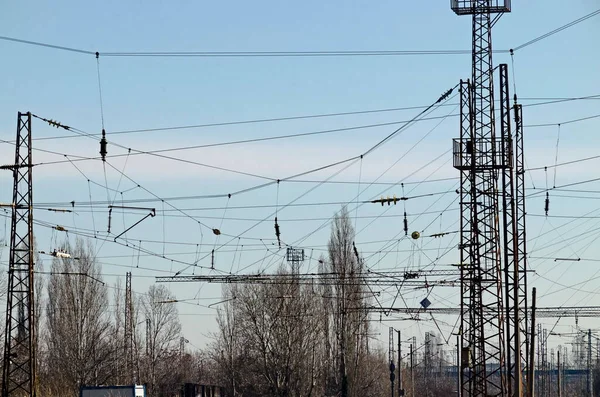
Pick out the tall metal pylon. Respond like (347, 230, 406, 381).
(124, 272, 134, 384)
(2, 112, 36, 397)
(513, 101, 530, 392)
(499, 63, 526, 396)
(451, 1, 511, 395)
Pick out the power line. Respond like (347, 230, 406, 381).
(0, 96, 592, 180)
(34, 91, 452, 278)
(17, 95, 599, 143)
(2, 8, 597, 58)
(27, 144, 600, 209)
(512, 8, 600, 52)
(527, 177, 600, 198)
(526, 153, 600, 171)
(31, 104, 460, 140)
(525, 113, 600, 128)
(0, 35, 480, 57)
(0, 35, 95, 55)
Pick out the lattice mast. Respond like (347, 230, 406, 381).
(499, 63, 524, 396)
(451, 1, 511, 395)
(124, 272, 134, 384)
(513, 101, 529, 389)
(2, 112, 36, 397)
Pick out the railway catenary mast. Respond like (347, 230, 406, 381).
(2, 112, 36, 397)
(451, 1, 516, 396)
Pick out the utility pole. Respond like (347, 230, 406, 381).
(513, 80, 529, 396)
(541, 327, 547, 396)
(124, 272, 134, 384)
(552, 348, 556, 395)
(389, 328, 395, 397)
(557, 348, 561, 397)
(527, 287, 537, 397)
(2, 112, 36, 397)
(410, 342, 414, 397)
(456, 334, 461, 397)
(425, 332, 431, 397)
(397, 330, 403, 396)
(588, 329, 593, 397)
(451, 1, 512, 392)
(499, 62, 524, 397)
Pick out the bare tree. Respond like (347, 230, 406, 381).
(209, 264, 332, 397)
(211, 284, 241, 396)
(141, 284, 182, 396)
(205, 207, 388, 397)
(34, 251, 44, 396)
(326, 206, 372, 397)
(44, 238, 112, 396)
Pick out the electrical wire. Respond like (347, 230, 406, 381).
(3, 95, 592, 144)
(3, 8, 597, 58)
(512, 8, 600, 52)
(526, 113, 600, 128)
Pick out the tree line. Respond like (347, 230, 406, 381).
(0, 208, 400, 396)
(204, 208, 389, 397)
(0, 238, 189, 396)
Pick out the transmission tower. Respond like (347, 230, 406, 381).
(389, 328, 395, 397)
(499, 63, 528, 396)
(286, 247, 305, 275)
(124, 272, 134, 384)
(1, 112, 36, 397)
(513, 101, 529, 382)
(451, 1, 511, 396)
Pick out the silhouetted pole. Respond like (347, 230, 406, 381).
(588, 329, 593, 397)
(527, 287, 537, 397)
(557, 348, 561, 397)
(398, 330, 403, 396)
(457, 334, 461, 397)
(410, 343, 414, 397)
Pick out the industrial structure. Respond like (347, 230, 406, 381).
(124, 271, 134, 384)
(2, 2, 599, 397)
(451, 0, 529, 396)
(1, 112, 36, 397)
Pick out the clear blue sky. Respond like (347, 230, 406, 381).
(1, 1, 599, 353)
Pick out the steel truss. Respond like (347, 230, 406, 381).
(2, 112, 36, 397)
(513, 102, 529, 393)
(499, 63, 525, 396)
(451, 1, 511, 395)
(371, 306, 600, 318)
(124, 271, 134, 384)
(155, 270, 461, 288)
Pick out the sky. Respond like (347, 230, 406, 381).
(1, 0, 600, 358)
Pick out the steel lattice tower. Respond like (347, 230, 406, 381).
(451, 1, 511, 395)
(513, 102, 529, 389)
(499, 63, 526, 396)
(2, 112, 36, 397)
(124, 272, 134, 384)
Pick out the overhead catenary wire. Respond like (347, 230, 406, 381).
(28, 83, 458, 274)
(1, 16, 596, 324)
(512, 8, 600, 52)
(3, 11, 599, 341)
(268, 102, 459, 274)
(14, 99, 599, 177)
(6, 95, 595, 143)
(2, 8, 598, 58)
